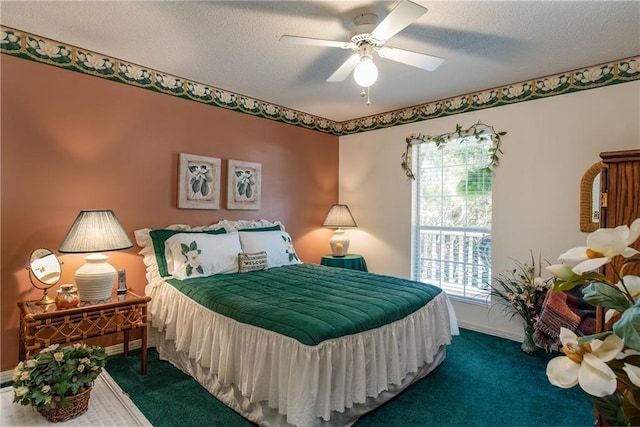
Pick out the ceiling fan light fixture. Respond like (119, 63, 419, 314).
(354, 56, 378, 87)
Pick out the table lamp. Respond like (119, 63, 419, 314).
(59, 210, 133, 302)
(322, 204, 357, 257)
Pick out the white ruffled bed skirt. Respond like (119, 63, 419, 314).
(147, 282, 456, 427)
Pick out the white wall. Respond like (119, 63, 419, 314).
(339, 82, 640, 341)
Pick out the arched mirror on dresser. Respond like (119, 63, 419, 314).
(579, 161, 605, 232)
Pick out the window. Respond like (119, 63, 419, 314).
(412, 136, 493, 303)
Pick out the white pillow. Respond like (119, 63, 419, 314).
(164, 232, 242, 279)
(238, 230, 302, 268)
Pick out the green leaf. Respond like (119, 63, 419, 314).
(613, 305, 640, 352)
(591, 393, 629, 426)
(189, 241, 197, 251)
(583, 282, 631, 312)
(201, 180, 209, 196)
(578, 331, 613, 346)
(180, 243, 189, 254)
(246, 185, 252, 198)
(552, 278, 581, 292)
(623, 388, 640, 426)
(196, 266, 204, 274)
(186, 265, 193, 276)
(191, 178, 201, 194)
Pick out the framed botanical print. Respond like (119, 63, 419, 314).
(227, 159, 261, 210)
(178, 153, 221, 209)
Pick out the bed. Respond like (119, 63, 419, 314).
(135, 220, 458, 427)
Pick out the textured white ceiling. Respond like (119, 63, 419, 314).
(2, 1, 639, 122)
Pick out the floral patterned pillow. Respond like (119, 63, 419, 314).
(238, 230, 301, 268)
(164, 232, 242, 279)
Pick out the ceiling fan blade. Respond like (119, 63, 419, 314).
(327, 54, 360, 82)
(378, 46, 444, 71)
(370, 0, 428, 42)
(280, 35, 354, 49)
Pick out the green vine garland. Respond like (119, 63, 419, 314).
(401, 121, 506, 180)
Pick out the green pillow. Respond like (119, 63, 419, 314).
(236, 225, 281, 232)
(150, 228, 226, 277)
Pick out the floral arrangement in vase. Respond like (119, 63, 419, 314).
(13, 343, 107, 415)
(545, 218, 640, 425)
(489, 253, 553, 354)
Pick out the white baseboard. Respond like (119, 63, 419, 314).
(1, 336, 156, 384)
(104, 338, 143, 356)
(457, 320, 523, 342)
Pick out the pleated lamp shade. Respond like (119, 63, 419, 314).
(59, 210, 133, 302)
(322, 204, 357, 257)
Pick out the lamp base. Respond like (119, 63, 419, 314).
(329, 228, 350, 257)
(75, 253, 116, 302)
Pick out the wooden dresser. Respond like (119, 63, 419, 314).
(597, 149, 640, 331)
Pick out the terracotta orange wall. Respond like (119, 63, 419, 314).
(0, 55, 339, 371)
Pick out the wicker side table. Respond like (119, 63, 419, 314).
(18, 290, 151, 374)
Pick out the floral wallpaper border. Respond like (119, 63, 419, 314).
(2, 26, 638, 136)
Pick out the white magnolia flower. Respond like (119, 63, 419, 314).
(83, 53, 108, 70)
(623, 363, 640, 387)
(474, 91, 494, 105)
(53, 351, 64, 362)
(123, 64, 148, 81)
(186, 250, 200, 268)
(616, 348, 640, 359)
(616, 275, 640, 300)
(547, 328, 623, 397)
(41, 385, 51, 394)
(34, 40, 63, 58)
(1, 31, 19, 44)
(620, 59, 638, 75)
(558, 218, 640, 274)
(546, 263, 575, 280)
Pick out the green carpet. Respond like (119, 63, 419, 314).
(106, 329, 594, 426)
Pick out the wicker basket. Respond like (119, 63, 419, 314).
(37, 386, 92, 422)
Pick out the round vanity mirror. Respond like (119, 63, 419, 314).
(28, 248, 62, 305)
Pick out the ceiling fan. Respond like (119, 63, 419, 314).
(280, 0, 444, 88)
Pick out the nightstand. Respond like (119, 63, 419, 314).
(18, 290, 151, 375)
(320, 254, 368, 272)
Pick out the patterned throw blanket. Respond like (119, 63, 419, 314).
(534, 286, 596, 349)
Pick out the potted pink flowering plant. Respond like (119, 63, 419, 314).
(545, 218, 640, 426)
(489, 253, 553, 354)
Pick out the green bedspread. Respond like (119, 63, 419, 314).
(167, 263, 442, 346)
